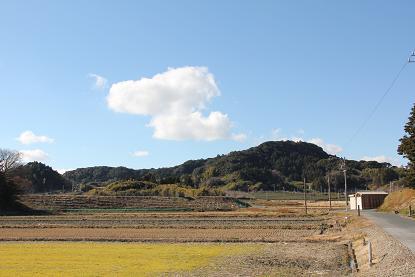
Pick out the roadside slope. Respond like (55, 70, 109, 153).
(379, 188, 415, 214)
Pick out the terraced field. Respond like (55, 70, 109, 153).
(0, 215, 325, 229)
(0, 197, 354, 276)
(19, 195, 242, 211)
(0, 212, 328, 242)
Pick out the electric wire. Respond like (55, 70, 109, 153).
(345, 60, 409, 148)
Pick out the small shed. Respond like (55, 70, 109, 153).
(349, 191, 388, 210)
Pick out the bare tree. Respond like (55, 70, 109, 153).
(0, 149, 22, 174)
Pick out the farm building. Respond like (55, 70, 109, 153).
(349, 191, 388, 210)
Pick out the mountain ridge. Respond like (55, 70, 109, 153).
(64, 140, 399, 192)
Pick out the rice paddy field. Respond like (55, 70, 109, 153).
(0, 243, 257, 276)
(0, 241, 349, 276)
(0, 197, 353, 276)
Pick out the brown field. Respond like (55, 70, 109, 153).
(0, 227, 319, 242)
(5, 196, 411, 276)
(0, 209, 327, 242)
(18, 195, 242, 211)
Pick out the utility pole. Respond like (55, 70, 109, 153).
(341, 158, 348, 211)
(408, 50, 415, 63)
(327, 174, 331, 210)
(304, 177, 307, 215)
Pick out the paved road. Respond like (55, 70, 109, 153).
(362, 210, 415, 252)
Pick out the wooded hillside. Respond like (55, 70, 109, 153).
(64, 141, 401, 192)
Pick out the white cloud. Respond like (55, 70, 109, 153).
(17, 131, 54, 145)
(291, 136, 304, 143)
(271, 128, 287, 140)
(20, 149, 49, 162)
(361, 155, 402, 166)
(89, 73, 108, 90)
(56, 168, 74, 175)
(307, 138, 343, 155)
(107, 66, 245, 141)
(149, 111, 234, 141)
(231, 133, 247, 142)
(132, 150, 149, 157)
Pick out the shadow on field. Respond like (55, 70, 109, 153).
(0, 199, 51, 216)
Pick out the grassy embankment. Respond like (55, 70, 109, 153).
(378, 188, 415, 216)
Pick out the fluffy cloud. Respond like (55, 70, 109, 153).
(89, 73, 108, 90)
(231, 133, 247, 142)
(132, 150, 149, 157)
(107, 66, 245, 141)
(20, 149, 49, 162)
(361, 155, 401, 166)
(56, 168, 74, 175)
(307, 138, 343, 155)
(271, 128, 287, 140)
(291, 137, 304, 143)
(17, 131, 54, 145)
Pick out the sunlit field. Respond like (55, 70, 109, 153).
(0, 242, 256, 276)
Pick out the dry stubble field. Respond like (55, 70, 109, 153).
(0, 199, 356, 276)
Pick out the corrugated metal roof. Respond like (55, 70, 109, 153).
(354, 191, 388, 195)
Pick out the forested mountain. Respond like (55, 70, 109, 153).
(64, 141, 402, 192)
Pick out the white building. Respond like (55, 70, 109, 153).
(349, 191, 388, 210)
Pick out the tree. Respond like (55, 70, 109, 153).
(0, 172, 20, 210)
(13, 162, 71, 193)
(398, 103, 415, 187)
(0, 149, 22, 174)
(0, 149, 22, 210)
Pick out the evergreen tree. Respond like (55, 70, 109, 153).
(398, 103, 415, 187)
(0, 172, 19, 210)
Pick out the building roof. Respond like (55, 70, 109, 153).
(350, 191, 388, 196)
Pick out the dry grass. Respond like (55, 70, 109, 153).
(378, 188, 415, 213)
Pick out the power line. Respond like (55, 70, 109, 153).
(345, 51, 414, 148)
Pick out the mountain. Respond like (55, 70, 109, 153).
(12, 162, 71, 193)
(63, 141, 401, 192)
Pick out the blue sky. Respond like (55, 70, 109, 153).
(0, 1, 414, 172)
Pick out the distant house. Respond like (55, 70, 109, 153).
(349, 191, 388, 210)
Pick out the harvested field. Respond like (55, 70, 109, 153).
(192, 242, 350, 276)
(0, 209, 328, 242)
(0, 227, 319, 242)
(0, 242, 349, 276)
(19, 195, 243, 212)
(2, 199, 399, 275)
(0, 214, 326, 229)
(0, 242, 255, 276)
